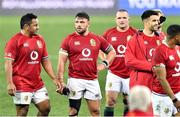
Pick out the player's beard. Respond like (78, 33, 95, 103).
(151, 25, 158, 33)
(29, 29, 38, 36)
(76, 28, 86, 35)
(175, 40, 180, 46)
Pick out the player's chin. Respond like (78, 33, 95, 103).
(77, 30, 85, 35)
(154, 25, 159, 30)
(153, 27, 159, 32)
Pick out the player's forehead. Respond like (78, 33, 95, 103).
(31, 18, 39, 25)
(148, 15, 159, 21)
(116, 11, 129, 18)
(75, 17, 88, 22)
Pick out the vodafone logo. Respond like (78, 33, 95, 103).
(175, 62, 180, 72)
(117, 45, 126, 54)
(82, 48, 91, 57)
(30, 51, 38, 60)
(149, 48, 155, 57)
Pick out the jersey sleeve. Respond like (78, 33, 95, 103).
(59, 37, 69, 56)
(4, 38, 17, 60)
(125, 34, 153, 71)
(102, 30, 108, 39)
(99, 36, 112, 53)
(42, 39, 48, 60)
(152, 46, 166, 66)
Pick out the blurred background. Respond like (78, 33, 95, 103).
(0, 0, 179, 116)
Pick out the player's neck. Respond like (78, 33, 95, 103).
(143, 29, 154, 37)
(116, 26, 129, 32)
(76, 30, 89, 36)
(164, 40, 175, 48)
(21, 30, 32, 37)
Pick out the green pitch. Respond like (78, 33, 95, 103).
(0, 15, 179, 116)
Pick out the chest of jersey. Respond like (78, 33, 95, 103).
(17, 36, 44, 64)
(143, 37, 160, 61)
(166, 48, 180, 77)
(68, 36, 100, 59)
(107, 32, 133, 57)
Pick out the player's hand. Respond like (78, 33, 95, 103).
(97, 63, 106, 72)
(52, 78, 61, 89)
(7, 82, 16, 96)
(56, 86, 70, 95)
(173, 99, 180, 112)
(56, 78, 66, 94)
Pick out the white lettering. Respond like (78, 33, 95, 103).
(28, 61, 39, 64)
(128, 0, 155, 8)
(128, 0, 180, 8)
(2, 0, 115, 9)
(172, 73, 180, 77)
(158, 0, 180, 8)
(79, 58, 93, 61)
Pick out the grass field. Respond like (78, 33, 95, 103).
(0, 15, 179, 116)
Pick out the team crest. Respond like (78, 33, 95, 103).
(90, 39, 96, 46)
(156, 40, 161, 46)
(127, 35, 132, 41)
(24, 96, 28, 102)
(144, 41, 148, 45)
(169, 55, 174, 60)
(164, 108, 170, 114)
(37, 40, 42, 48)
(74, 41, 80, 45)
(71, 90, 76, 96)
(111, 37, 117, 41)
(23, 42, 29, 47)
(156, 104, 160, 112)
(108, 82, 112, 88)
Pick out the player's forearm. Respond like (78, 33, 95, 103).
(99, 50, 107, 60)
(42, 59, 56, 80)
(57, 69, 64, 83)
(57, 54, 68, 82)
(155, 67, 176, 99)
(57, 63, 65, 82)
(4, 60, 13, 84)
(159, 77, 176, 99)
(105, 48, 116, 64)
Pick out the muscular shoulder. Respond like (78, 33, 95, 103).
(129, 27, 138, 33)
(103, 27, 117, 37)
(7, 32, 23, 45)
(63, 32, 77, 41)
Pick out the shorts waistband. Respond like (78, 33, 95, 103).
(152, 91, 168, 97)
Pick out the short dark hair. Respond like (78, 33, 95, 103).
(117, 9, 128, 13)
(20, 13, 37, 29)
(167, 24, 180, 39)
(75, 12, 90, 21)
(141, 10, 159, 21)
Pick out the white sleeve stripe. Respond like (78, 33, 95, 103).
(4, 57, 14, 60)
(105, 45, 111, 51)
(42, 56, 48, 60)
(59, 51, 68, 56)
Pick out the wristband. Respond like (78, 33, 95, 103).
(172, 98, 178, 103)
(102, 60, 109, 68)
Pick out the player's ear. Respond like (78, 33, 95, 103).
(87, 20, 90, 27)
(23, 24, 29, 30)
